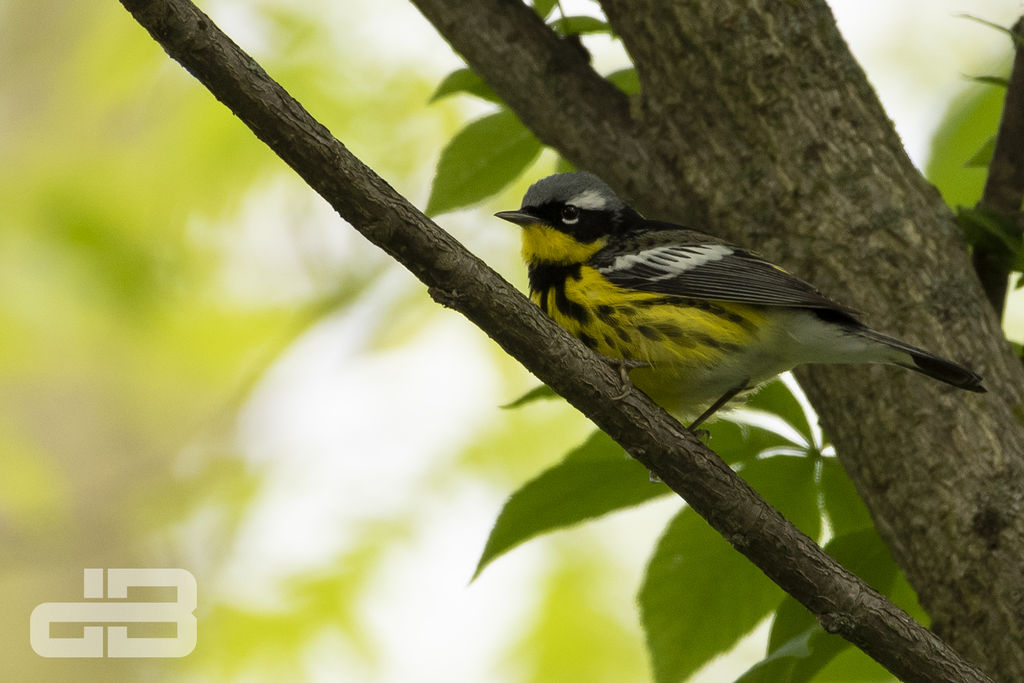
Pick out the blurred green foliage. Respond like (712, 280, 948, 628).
(3, 2, 279, 678)
(0, 0, 478, 680)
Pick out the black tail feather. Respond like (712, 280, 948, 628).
(903, 350, 986, 393)
(854, 327, 986, 392)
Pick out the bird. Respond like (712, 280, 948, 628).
(495, 171, 985, 429)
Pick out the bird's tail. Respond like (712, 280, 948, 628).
(854, 327, 986, 393)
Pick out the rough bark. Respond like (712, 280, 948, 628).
(118, 0, 999, 679)
(411, 0, 1024, 677)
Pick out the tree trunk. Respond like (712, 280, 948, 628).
(412, 0, 1024, 677)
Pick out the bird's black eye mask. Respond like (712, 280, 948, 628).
(524, 201, 632, 243)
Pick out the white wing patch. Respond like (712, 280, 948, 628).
(567, 188, 611, 210)
(598, 244, 733, 281)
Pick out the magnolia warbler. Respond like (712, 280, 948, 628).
(496, 172, 985, 429)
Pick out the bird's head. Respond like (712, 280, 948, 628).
(496, 172, 638, 265)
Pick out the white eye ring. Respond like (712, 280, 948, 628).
(561, 205, 580, 224)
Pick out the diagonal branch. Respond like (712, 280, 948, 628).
(975, 16, 1024, 315)
(116, 0, 994, 680)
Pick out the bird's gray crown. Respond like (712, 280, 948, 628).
(521, 172, 625, 212)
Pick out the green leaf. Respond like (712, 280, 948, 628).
(474, 413, 792, 579)
(740, 455, 822, 541)
(819, 457, 873, 536)
(606, 67, 640, 95)
(549, 15, 611, 36)
(766, 594, 823, 665)
(501, 384, 559, 409)
(760, 624, 847, 682)
(640, 507, 783, 683)
(739, 622, 893, 683)
(744, 379, 813, 442)
(815, 643, 894, 682)
(965, 74, 1009, 88)
(735, 625, 819, 682)
(965, 136, 996, 167)
(429, 67, 501, 104)
(426, 109, 543, 215)
(532, 0, 557, 20)
(705, 418, 794, 466)
(473, 430, 668, 578)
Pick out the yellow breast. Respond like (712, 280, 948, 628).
(530, 264, 766, 413)
(533, 266, 758, 358)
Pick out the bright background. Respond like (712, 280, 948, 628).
(1, 0, 1021, 681)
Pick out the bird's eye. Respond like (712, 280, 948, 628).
(561, 205, 580, 224)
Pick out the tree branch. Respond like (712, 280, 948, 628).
(117, 0, 994, 680)
(975, 16, 1024, 315)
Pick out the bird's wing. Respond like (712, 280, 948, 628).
(593, 235, 857, 314)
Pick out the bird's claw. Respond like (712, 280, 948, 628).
(606, 357, 649, 399)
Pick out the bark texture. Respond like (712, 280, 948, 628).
(410, 0, 1024, 678)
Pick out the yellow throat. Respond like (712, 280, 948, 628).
(520, 223, 606, 265)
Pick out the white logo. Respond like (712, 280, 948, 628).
(30, 568, 197, 658)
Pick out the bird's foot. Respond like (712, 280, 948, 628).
(605, 357, 649, 399)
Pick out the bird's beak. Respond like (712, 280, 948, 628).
(494, 210, 539, 226)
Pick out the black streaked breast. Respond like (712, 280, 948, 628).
(528, 262, 581, 293)
(527, 262, 590, 324)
